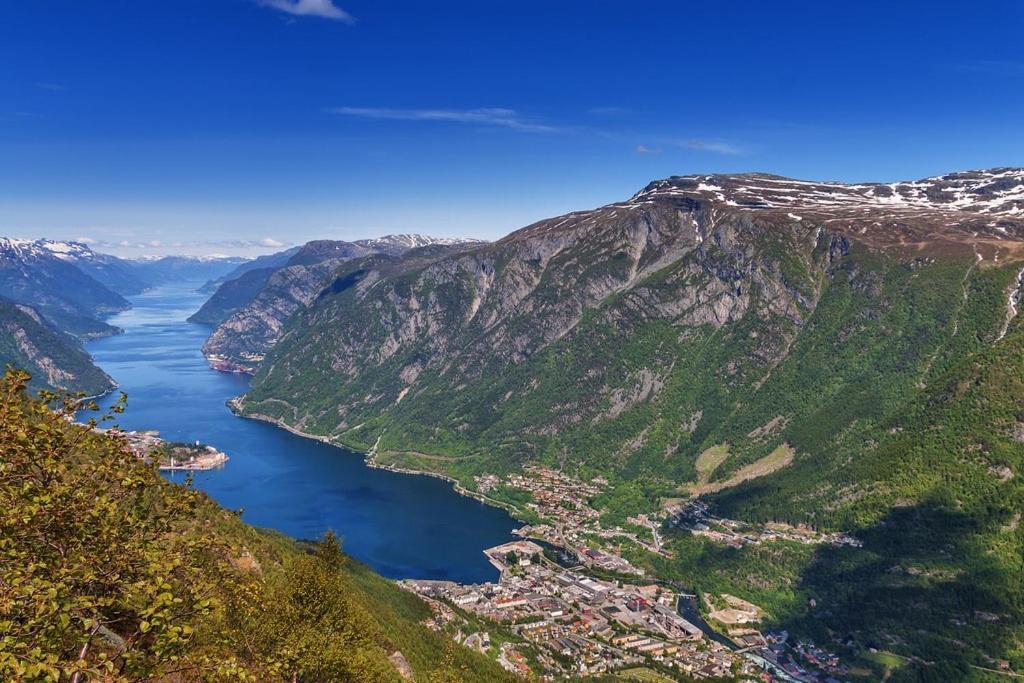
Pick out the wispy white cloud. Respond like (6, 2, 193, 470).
(35, 82, 67, 91)
(330, 107, 561, 133)
(678, 140, 743, 155)
(628, 138, 743, 157)
(258, 0, 354, 23)
(329, 106, 744, 151)
(86, 237, 291, 254)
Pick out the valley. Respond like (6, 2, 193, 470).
(8, 4, 1023, 680)
(3, 172, 1023, 681)
(197, 169, 1024, 680)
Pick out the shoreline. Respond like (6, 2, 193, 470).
(233, 403, 526, 520)
(76, 377, 121, 403)
(228, 399, 739, 653)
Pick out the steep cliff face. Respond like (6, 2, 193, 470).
(238, 170, 1023, 505)
(199, 238, 487, 372)
(202, 259, 346, 371)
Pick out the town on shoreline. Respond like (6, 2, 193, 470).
(104, 401, 853, 680)
(398, 465, 855, 682)
(232, 411, 861, 681)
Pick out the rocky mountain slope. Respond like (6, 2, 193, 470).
(189, 266, 279, 325)
(197, 236, 485, 370)
(0, 297, 114, 395)
(240, 169, 1022, 456)
(201, 258, 346, 371)
(198, 246, 302, 293)
(32, 239, 150, 295)
(0, 237, 131, 338)
(233, 169, 1024, 675)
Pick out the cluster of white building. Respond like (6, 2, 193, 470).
(402, 540, 762, 679)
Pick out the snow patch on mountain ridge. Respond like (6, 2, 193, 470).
(630, 168, 1024, 217)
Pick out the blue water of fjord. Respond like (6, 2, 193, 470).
(86, 283, 516, 583)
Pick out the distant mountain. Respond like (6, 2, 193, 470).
(0, 297, 114, 395)
(33, 239, 149, 295)
(187, 242, 367, 328)
(192, 236, 483, 349)
(231, 169, 1024, 676)
(129, 255, 249, 284)
(352, 233, 486, 256)
(0, 238, 130, 338)
(277, 239, 377, 267)
(189, 267, 278, 326)
(198, 246, 302, 293)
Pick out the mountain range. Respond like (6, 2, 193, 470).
(4, 171, 1023, 675)
(0, 235, 486, 392)
(0, 239, 250, 393)
(215, 168, 1024, 676)
(192, 234, 486, 371)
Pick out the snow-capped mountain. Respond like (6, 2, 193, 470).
(630, 168, 1024, 220)
(0, 238, 150, 296)
(0, 237, 84, 261)
(603, 168, 1024, 258)
(353, 233, 486, 256)
(630, 168, 1024, 231)
(34, 239, 101, 261)
(127, 254, 249, 285)
(0, 237, 131, 338)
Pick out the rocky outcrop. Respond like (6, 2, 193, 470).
(202, 260, 345, 373)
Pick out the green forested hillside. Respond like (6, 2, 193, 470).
(0, 299, 114, 395)
(0, 370, 515, 682)
(232, 172, 1024, 678)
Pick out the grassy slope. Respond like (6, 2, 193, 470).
(0, 371, 515, 682)
(640, 255, 1024, 679)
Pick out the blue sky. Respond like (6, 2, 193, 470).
(2, 0, 1023, 256)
